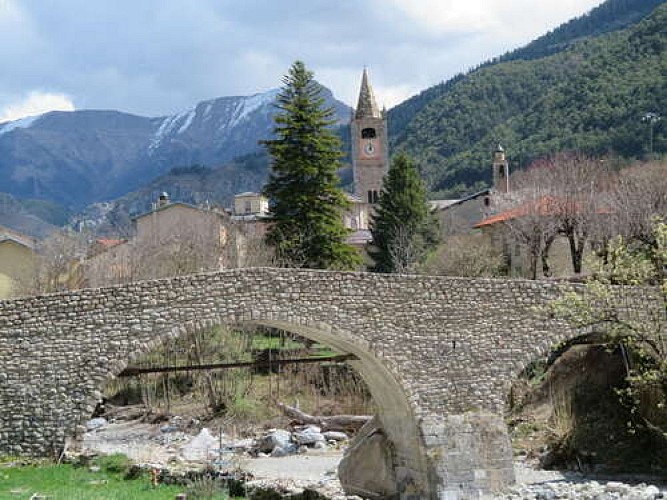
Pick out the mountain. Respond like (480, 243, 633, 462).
(0, 85, 350, 210)
(75, 154, 270, 235)
(389, 0, 667, 197)
(0, 193, 59, 239)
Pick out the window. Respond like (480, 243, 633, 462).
(484, 196, 490, 207)
(498, 165, 505, 178)
(244, 200, 252, 213)
(368, 190, 373, 204)
(373, 190, 379, 203)
(361, 127, 376, 139)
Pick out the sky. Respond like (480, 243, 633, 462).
(0, 0, 603, 122)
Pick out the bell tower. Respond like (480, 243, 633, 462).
(492, 144, 510, 194)
(351, 69, 389, 204)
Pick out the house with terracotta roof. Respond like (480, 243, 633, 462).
(474, 194, 595, 279)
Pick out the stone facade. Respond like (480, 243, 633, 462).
(0, 268, 659, 499)
(351, 69, 389, 205)
(0, 226, 37, 299)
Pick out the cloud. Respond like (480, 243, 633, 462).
(0, 0, 605, 116)
(0, 92, 75, 123)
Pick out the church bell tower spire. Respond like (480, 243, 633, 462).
(351, 69, 389, 204)
(355, 68, 382, 119)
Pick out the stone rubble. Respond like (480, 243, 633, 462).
(490, 479, 666, 499)
(82, 419, 667, 500)
(486, 463, 667, 500)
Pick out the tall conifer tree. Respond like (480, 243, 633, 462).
(263, 61, 361, 270)
(369, 152, 437, 273)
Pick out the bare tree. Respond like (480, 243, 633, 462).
(226, 221, 277, 268)
(544, 154, 612, 274)
(499, 153, 611, 277)
(609, 160, 667, 248)
(496, 171, 560, 279)
(387, 224, 429, 274)
(420, 232, 504, 277)
(16, 229, 89, 295)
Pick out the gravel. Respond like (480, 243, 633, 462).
(83, 421, 666, 499)
(486, 462, 667, 499)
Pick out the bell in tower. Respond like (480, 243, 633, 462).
(351, 69, 389, 204)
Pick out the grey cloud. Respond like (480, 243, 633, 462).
(0, 0, 597, 117)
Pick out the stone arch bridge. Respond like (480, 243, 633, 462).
(0, 268, 654, 498)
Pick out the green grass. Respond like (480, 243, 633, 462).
(249, 334, 305, 351)
(0, 459, 193, 500)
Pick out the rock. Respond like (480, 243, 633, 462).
(270, 443, 298, 457)
(180, 428, 219, 461)
(256, 429, 292, 454)
(293, 425, 325, 446)
(338, 416, 397, 499)
(229, 438, 255, 452)
(85, 417, 107, 431)
(323, 431, 348, 441)
(605, 481, 630, 495)
(160, 424, 179, 433)
(642, 485, 661, 499)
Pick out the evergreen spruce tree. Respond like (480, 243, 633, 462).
(263, 61, 361, 270)
(369, 152, 437, 273)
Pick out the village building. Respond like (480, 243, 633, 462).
(430, 145, 508, 236)
(474, 196, 583, 278)
(232, 192, 270, 219)
(0, 225, 37, 298)
(85, 193, 230, 287)
(471, 147, 596, 279)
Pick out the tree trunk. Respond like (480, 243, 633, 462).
(276, 401, 371, 432)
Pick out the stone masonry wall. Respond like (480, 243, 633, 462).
(0, 268, 659, 499)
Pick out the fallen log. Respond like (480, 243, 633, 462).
(276, 401, 371, 433)
(102, 403, 150, 421)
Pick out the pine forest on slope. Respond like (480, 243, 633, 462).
(389, 0, 666, 198)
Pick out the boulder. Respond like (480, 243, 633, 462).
(642, 485, 661, 499)
(255, 429, 292, 454)
(323, 431, 348, 441)
(338, 416, 398, 499)
(181, 428, 219, 461)
(270, 442, 298, 457)
(85, 417, 107, 431)
(292, 425, 325, 445)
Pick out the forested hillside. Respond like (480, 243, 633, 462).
(499, 0, 665, 63)
(389, 1, 666, 197)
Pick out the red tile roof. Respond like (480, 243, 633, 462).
(475, 196, 567, 228)
(96, 238, 125, 248)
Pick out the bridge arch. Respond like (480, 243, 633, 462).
(88, 311, 430, 497)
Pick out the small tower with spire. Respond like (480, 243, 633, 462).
(351, 69, 389, 204)
(492, 144, 510, 194)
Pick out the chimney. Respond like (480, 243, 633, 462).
(158, 192, 170, 208)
